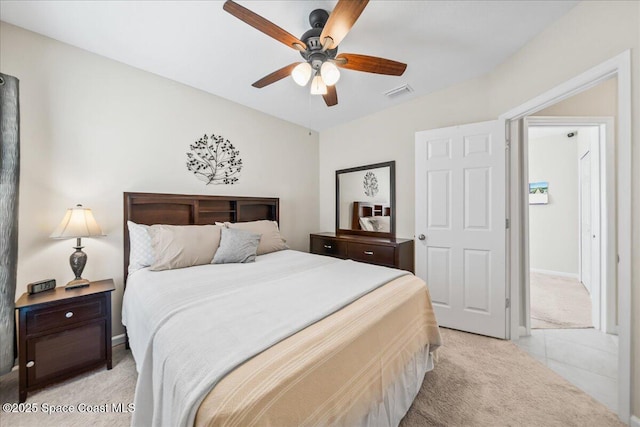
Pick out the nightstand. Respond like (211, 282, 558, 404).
(15, 279, 115, 402)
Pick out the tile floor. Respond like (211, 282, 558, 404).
(516, 328, 618, 413)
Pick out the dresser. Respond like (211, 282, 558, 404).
(15, 279, 115, 402)
(310, 232, 414, 273)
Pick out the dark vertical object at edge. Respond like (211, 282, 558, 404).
(0, 73, 20, 376)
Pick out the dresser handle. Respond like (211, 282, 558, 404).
(364, 251, 374, 255)
(26, 361, 35, 368)
(65, 311, 74, 318)
(323, 245, 332, 249)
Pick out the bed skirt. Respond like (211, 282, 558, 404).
(355, 345, 433, 427)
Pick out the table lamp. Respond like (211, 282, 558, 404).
(50, 204, 105, 290)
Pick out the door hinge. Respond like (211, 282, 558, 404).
(505, 218, 510, 229)
(505, 298, 510, 309)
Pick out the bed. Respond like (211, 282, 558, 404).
(351, 201, 392, 232)
(121, 192, 441, 427)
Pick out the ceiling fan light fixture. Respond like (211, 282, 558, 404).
(291, 62, 312, 86)
(320, 61, 340, 86)
(310, 74, 327, 95)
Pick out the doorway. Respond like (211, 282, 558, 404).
(414, 51, 631, 422)
(521, 118, 619, 413)
(526, 120, 610, 332)
(501, 50, 630, 422)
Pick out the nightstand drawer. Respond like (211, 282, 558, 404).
(26, 295, 106, 334)
(311, 237, 347, 258)
(347, 242, 395, 266)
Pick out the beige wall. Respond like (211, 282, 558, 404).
(528, 132, 580, 276)
(536, 77, 617, 117)
(318, 1, 639, 417)
(0, 22, 320, 338)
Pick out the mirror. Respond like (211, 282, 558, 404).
(336, 161, 395, 238)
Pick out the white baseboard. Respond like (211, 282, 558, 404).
(112, 333, 126, 347)
(518, 326, 527, 337)
(630, 415, 640, 427)
(530, 268, 579, 280)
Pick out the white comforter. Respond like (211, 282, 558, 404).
(122, 250, 407, 427)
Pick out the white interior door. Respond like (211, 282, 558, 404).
(415, 120, 506, 339)
(579, 150, 592, 293)
(577, 127, 601, 329)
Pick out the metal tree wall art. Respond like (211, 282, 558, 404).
(186, 134, 242, 185)
(363, 171, 379, 197)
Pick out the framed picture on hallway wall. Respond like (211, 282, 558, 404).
(529, 181, 549, 204)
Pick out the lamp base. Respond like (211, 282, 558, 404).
(65, 278, 90, 290)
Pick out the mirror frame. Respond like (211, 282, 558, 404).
(335, 160, 396, 239)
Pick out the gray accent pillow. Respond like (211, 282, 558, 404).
(212, 227, 261, 264)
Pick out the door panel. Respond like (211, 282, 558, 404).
(464, 249, 491, 312)
(464, 167, 491, 229)
(27, 321, 105, 385)
(426, 247, 452, 306)
(416, 120, 506, 338)
(427, 171, 451, 229)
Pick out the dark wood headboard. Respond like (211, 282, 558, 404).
(123, 192, 279, 282)
(351, 201, 391, 230)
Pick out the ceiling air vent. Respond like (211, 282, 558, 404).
(384, 84, 413, 99)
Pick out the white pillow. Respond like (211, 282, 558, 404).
(359, 217, 375, 231)
(374, 216, 391, 232)
(360, 216, 391, 232)
(127, 221, 155, 274)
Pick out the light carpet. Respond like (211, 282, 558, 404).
(0, 328, 622, 427)
(530, 272, 593, 329)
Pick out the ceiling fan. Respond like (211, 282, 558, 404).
(223, 0, 407, 107)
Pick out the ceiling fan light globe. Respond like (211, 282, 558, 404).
(320, 61, 340, 86)
(291, 62, 312, 86)
(310, 75, 327, 95)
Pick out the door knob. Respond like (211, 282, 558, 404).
(418, 234, 426, 240)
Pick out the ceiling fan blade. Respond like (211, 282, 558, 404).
(252, 63, 301, 88)
(320, 0, 369, 49)
(323, 85, 338, 107)
(223, 1, 306, 51)
(335, 53, 407, 76)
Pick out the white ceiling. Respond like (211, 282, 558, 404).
(0, 1, 578, 131)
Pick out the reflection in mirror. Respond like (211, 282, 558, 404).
(336, 161, 395, 237)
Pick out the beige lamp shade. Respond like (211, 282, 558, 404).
(50, 204, 105, 239)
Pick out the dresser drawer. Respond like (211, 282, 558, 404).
(347, 242, 395, 266)
(311, 237, 347, 258)
(26, 295, 106, 334)
(310, 233, 413, 272)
